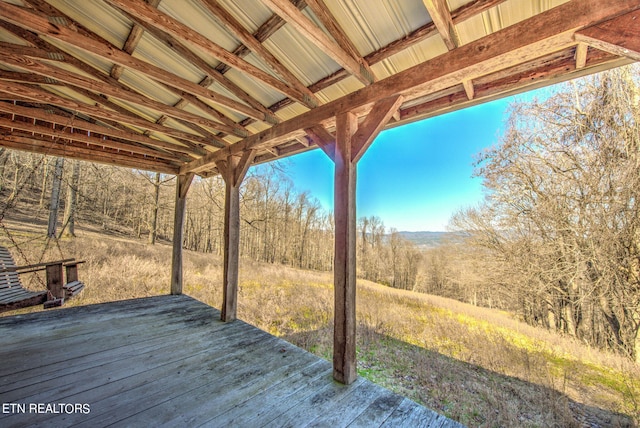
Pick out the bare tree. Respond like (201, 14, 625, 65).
(61, 160, 81, 238)
(47, 157, 64, 237)
(451, 66, 640, 360)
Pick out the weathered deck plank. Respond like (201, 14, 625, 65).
(0, 295, 463, 427)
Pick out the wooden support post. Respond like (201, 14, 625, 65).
(333, 111, 358, 384)
(216, 150, 255, 322)
(322, 96, 402, 385)
(45, 263, 64, 299)
(170, 173, 194, 295)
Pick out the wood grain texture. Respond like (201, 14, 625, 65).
(0, 295, 462, 427)
(183, 0, 640, 174)
(575, 10, 640, 62)
(423, 0, 460, 50)
(0, 1, 269, 122)
(333, 111, 358, 385)
(260, 0, 374, 86)
(170, 174, 194, 295)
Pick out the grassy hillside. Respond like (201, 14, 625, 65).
(2, 224, 638, 427)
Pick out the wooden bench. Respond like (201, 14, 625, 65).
(0, 246, 85, 313)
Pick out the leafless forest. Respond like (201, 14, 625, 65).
(1, 66, 639, 362)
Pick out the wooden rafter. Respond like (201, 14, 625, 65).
(0, 101, 198, 157)
(268, 0, 509, 118)
(216, 0, 307, 75)
(0, 117, 183, 162)
(423, 0, 461, 50)
(110, 0, 252, 139)
(0, 49, 239, 141)
(103, 0, 316, 109)
(111, 0, 161, 79)
(199, 0, 319, 108)
(19, 3, 249, 139)
(0, 75, 208, 154)
(0, 0, 636, 177)
(124, 14, 277, 122)
(574, 10, 640, 62)
(400, 48, 623, 121)
(0, 133, 180, 174)
(302, 0, 375, 83)
(259, 0, 375, 86)
(0, 1, 272, 124)
(0, 20, 244, 143)
(55, 86, 209, 154)
(183, 0, 640, 174)
(0, 80, 216, 150)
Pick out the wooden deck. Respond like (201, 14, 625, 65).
(0, 295, 462, 427)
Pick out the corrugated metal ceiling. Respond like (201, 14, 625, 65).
(0, 0, 634, 174)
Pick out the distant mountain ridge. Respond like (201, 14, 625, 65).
(396, 231, 466, 249)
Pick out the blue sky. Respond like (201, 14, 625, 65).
(276, 88, 555, 232)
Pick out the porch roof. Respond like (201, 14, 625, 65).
(0, 0, 637, 176)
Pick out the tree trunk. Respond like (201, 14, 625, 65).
(0, 148, 7, 191)
(149, 172, 161, 245)
(47, 157, 64, 238)
(39, 157, 50, 208)
(61, 160, 80, 238)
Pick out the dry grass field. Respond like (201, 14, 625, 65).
(2, 225, 638, 427)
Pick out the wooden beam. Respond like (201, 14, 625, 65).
(352, 95, 403, 163)
(0, 21, 241, 143)
(171, 173, 194, 295)
(366, 0, 506, 66)
(281, 0, 508, 105)
(216, 151, 255, 322)
(574, 10, 640, 62)
(127, 14, 278, 121)
(304, 125, 335, 161)
(400, 48, 624, 122)
(0, 101, 193, 156)
(0, 50, 240, 140)
(333, 110, 357, 385)
(111, 0, 161, 79)
(225, 0, 510, 125)
(0, 90, 201, 159)
(303, 0, 375, 83)
(0, 1, 271, 123)
(462, 79, 475, 99)
(216, 0, 307, 74)
(575, 43, 589, 69)
(259, 0, 375, 86)
(199, 0, 319, 108)
(0, 134, 180, 174)
(0, 117, 182, 161)
(423, 0, 461, 50)
(58, 86, 209, 154)
(0, 80, 217, 149)
(167, 86, 250, 138)
(182, 0, 640, 174)
(103, 0, 314, 108)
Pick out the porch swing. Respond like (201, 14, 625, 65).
(0, 245, 84, 313)
(0, 134, 85, 313)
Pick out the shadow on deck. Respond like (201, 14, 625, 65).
(0, 295, 462, 427)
